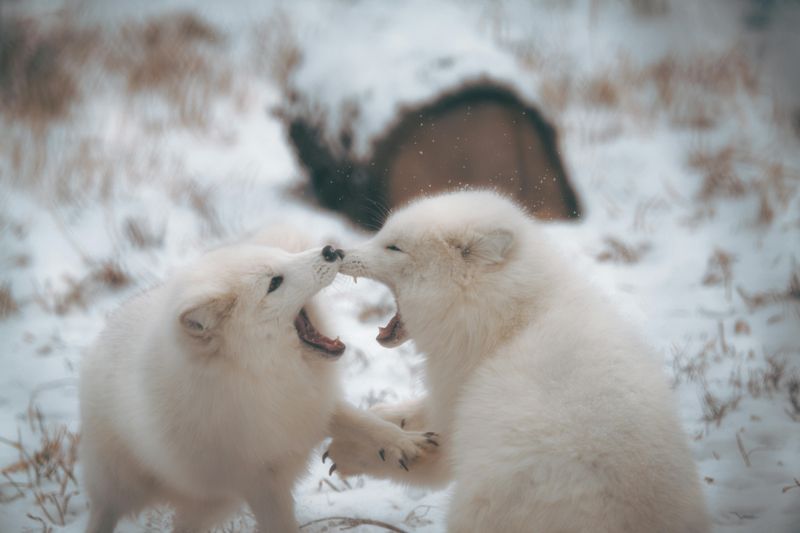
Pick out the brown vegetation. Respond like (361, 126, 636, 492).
(0, 283, 19, 318)
(0, 17, 97, 129)
(596, 236, 650, 264)
(0, 406, 80, 528)
(672, 317, 799, 430)
(685, 143, 797, 225)
(688, 147, 747, 200)
(105, 12, 232, 128)
(702, 249, 735, 299)
(524, 44, 759, 136)
(123, 217, 164, 249)
(300, 516, 408, 532)
(35, 260, 131, 315)
(583, 77, 618, 108)
(736, 264, 800, 312)
(252, 10, 303, 96)
(701, 388, 742, 427)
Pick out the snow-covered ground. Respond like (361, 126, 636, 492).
(1, 1, 798, 531)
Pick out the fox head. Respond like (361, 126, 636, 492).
(341, 190, 553, 355)
(172, 243, 345, 361)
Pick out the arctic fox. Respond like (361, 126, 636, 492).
(328, 190, 710, 533)
(80, 232, 437, 533)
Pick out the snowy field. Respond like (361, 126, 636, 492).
(1, 1, 799, 531)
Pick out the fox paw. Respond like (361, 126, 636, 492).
(324, 429, 439, 478)
(377, 431, 439, 471)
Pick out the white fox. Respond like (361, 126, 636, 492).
(328, 190, 710, 533)
(80, 231, 437, 533)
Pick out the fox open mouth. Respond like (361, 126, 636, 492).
(377, 311, 409, 348)
(295, 308, 345, 358)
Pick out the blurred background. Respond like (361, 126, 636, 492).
(1, 1, 799, 531)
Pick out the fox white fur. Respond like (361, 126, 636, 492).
(80, 230, 436, 533)
(329, 190, 710, 533)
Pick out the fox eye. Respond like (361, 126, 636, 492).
(386, 245, 403, 252)
(268, 276, 283, 293)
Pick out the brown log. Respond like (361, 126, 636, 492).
(288, 82, 581, 229)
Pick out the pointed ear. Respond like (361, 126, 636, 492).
(467, 228, 515, 265)
(178, 294, 236, 344)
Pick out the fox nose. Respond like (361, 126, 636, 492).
(322, 245, 344, 262)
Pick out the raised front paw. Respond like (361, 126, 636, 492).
(377, 430, 439, 471)
(369, 401, 419, 430)
(324, 427, 439, 478)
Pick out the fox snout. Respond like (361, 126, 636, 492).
(322, 245, 345, 262)
(338, 251, 368, 278)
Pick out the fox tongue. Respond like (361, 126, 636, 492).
(295, 308, 345, 358)
(377, 312, 408, 348)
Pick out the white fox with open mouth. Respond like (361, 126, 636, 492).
(80, 230, 438, 533)
(327, 190, 710, 533)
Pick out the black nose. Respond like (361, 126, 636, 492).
(322, 245, 341, 262)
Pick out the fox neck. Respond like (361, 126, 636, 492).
(216, 321, 299, 373)
(405, 281, 541, 426)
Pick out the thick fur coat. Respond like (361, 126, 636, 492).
(329, 190, 710, 533)
(80, 229, 438, 533)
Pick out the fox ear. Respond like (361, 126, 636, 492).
(179, 294, 236, 344)
(466, 228, 515, 266)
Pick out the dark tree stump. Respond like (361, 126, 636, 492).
(287, 82, 582, 229)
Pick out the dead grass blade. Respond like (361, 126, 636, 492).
(596, 237, 650, 264)
(300, 516, 408, 532)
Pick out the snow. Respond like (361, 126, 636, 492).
(1, 1, 799, 532)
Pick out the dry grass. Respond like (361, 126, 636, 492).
(733, 319, 750, 335)
(596, 236, 650, 264)
(401, 505, 434, 528)
(300, 516, 408, 532)
(746, 354, 788, 398)
(671, 350, 704, 386)
(649, 51, 758, 103)
(685, 143, 798, 222)
(171, 179, 225, 238)
(737, 263, 800, 312)
(0, 406, 80, 528)
(3, 133, 119, 203)
(583, 77, 619, 108)
(538, 74, 572, 114)
(788, 377, 800, 416)
(123, 216, 164, 249)
(701, 388, 742, 427)
(105, 12, 232, 128)
(252, 10, 303, 98)
(0, 283, 20, 318)
(35, 260, 131, 315)
(702, 249, 735, 299)
(526, 43, 759, 135)
(783, 478, 800, 494)
(674, 316, 800, 429)
(0, 16, 98, 130)
(756, 192, 774, 226)
(688, 147, 747, 201)
(669, 321, 797, 429)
